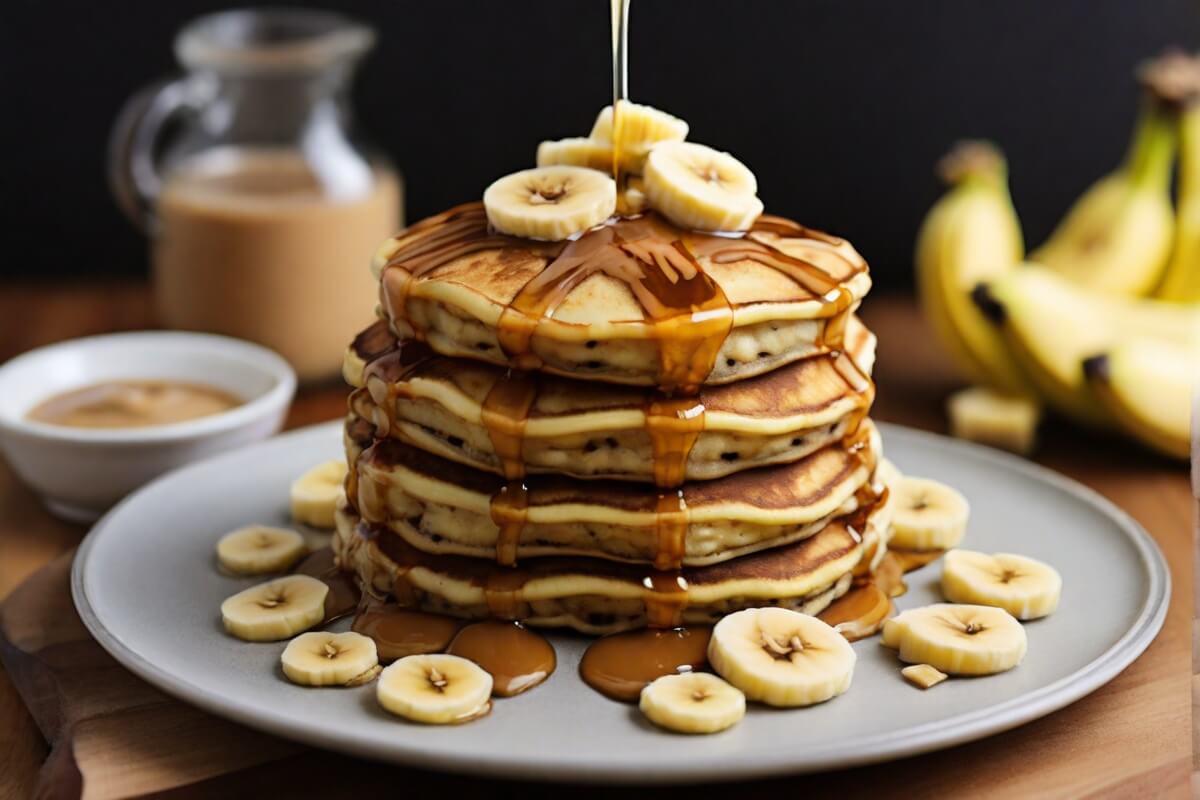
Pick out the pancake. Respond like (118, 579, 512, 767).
(332, 495, 890, 635)
(371, 203, 871, 390)
(343, 316, 875, 484)
(345, 417, 882, 568)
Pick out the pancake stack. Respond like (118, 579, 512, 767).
(334, 201, 899, 635)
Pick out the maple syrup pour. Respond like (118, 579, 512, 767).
(653, 490, 689, 571)
(482, 568, 527, 620)
(818, 583, 892, 642)
(480, 370, 539, 480)
(446, 621, 556, 697)
(580, 626, 711, 702)
(291, 548, 361, 623)
(489, 482, 528, 566)
(610, 0, 631, 188)
(831, 348, 875, 438)
(495, 215, 735, 392)
(351, 604, 462, 661)
(643, 572, 689, 629)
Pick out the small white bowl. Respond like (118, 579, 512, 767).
(0, 332, 296, 522)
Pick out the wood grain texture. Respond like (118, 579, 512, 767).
(0, 284, 1191, 798)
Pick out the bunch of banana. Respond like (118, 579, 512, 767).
(915, 50, 1200, 460)
(915, 141, 1029, 395)
(1158, 85, 1200, 302)
(1029, 93, 1176, 296)
(485, 101, 763, 240)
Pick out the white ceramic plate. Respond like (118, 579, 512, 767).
(72, 422, 1169, 784)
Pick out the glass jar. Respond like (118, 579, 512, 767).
(109, 9, 403, 382)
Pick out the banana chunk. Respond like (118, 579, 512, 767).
(947, 386, 1041, 456)
(281, 631, 381, 687)
(221, 575, 328, 642)
(216, 525, 306, 575)
(376, 654, 492, 724)
(484, 166, 616, 241)
(901, 663, 948, 690)
(942, 550, 1062, 620)
(537, 137, 616, 173)
(643, 141, 763, 232)
(639, 672, 745, 735)
(882, 603, 1026, 676)
(290, 460, 348, 529)
(889, 476, 969, 551)
(590, 100, 689, 154)
(708, 608, 856, 708)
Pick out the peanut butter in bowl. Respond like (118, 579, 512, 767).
(27, 380, 243, 430)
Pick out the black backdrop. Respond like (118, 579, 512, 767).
(2, 0, 1196, 288)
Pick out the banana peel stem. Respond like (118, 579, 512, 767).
(1177, 107, 1200, 199)
(1125, 100, 1177, 190)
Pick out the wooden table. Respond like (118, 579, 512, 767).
(0, 284, 1193, 798)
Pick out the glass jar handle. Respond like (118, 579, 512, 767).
(107, 77, 209, 232)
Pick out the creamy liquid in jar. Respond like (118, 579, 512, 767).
(153, 149, 402, 382)
(27, 380, 242, 428)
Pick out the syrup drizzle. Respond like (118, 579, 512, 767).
(371, 208, 869, 591)
(610, 0, 631, 187)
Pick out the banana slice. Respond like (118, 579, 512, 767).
(889, 476, 969, 551)
(707, 607, 856, 708)
(484, 166, 616, 241)
(537, 137, 615, 172)
(947, 386, 1041, 456)
(376, 654, 492, 724)
(216, 525, 306, 575)
(643, 141, 763, 232)
(220, 575, 328, 642)
(590, 100, 689, 153)
(901, 663, 948, 690)
(875, 458, 903, 490)
(639, 672, 745, 734)
(290, 460, 348, 529)
(881, 603, 1026, 676)
(281, 631, 381, 687)
(621, 175, 649, 215)
(941, 550, 1062, 620)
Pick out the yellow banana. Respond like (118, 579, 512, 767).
(914, 142, 1030, 394)
(1157, 58, 1200, 302)
(1031, 58, 1178, 296)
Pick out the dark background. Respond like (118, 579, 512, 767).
(2, 0, 1196, 288)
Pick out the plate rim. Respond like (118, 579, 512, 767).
(71, 420, 1171, 784)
